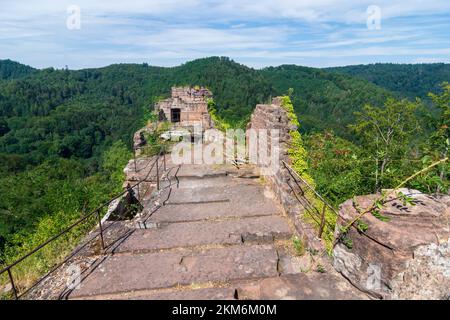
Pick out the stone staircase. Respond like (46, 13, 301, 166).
(32, 159, 366, 300)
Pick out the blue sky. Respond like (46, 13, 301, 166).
(0, 0, 449, 69)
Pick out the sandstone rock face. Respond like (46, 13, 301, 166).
(133, 127, 156, 156)
(333, 188, 450, 299)
(103, 187, 142, 221)
(391, 239, 450, 299)
(133, 129, 146, 150)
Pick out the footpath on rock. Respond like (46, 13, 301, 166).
(28, 148, 366, 300)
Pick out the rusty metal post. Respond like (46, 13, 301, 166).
(162, 145, 166, 172)
(97, 209, 105, 251)
(7, 269, 18, 300)
(156, 157, 160, 190)
(133, 147, 137, 172)
(137, 183, 140, 202)
(318, 203, 326, 238)
(163, 151, 166, 172)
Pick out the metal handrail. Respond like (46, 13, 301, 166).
(141, 164, 181, 227)
(282, 161, 339, 216)
(0, 146, 167, 299)
(133, 144, 165, 173)
(281, 160, 339, 238)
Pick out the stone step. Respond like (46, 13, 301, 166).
(145, 189, 280, 223)
(167, 163, 237, 178)
(72, 273, 367, 300)
(164, 184, 261, 204)
(161, 175, 259, 189)
(117, 215, 292, 253)
(235, 273, 369, 300)
(164, 162, 258, 178)
(160, 182, 277, 206)
(73, 287, 236, 300)
(68, 244, 279, 299)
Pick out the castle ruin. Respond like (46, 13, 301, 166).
(155, 86, 213, 130)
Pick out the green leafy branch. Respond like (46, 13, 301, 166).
(336, 157, 448, 242)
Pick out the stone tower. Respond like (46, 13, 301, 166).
(155, 86, 213, 130)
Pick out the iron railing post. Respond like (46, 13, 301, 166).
(156, 157, 160, 190)
(7, 268, 18, 300)
(163, 151, 166, 172)
(318, 203, 326, 238)
(97, 210, 105, 251)
(137, 183, 140, 202)
(133, 147, 137, 172)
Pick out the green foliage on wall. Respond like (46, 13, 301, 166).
(281, 96, 338, 252)
(281, 96, 312, 184)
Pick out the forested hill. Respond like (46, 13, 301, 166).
(169, 58, 392, 135)
(0, 57, 275, 249)
(261, 65, 391, 135)
(0, 56, 392, 160)
(0, 58, 273, 168)
(326, 63, 450, 100)
(0, 59, 36, 80)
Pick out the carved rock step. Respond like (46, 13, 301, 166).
(167, 163, 238, 178)
(139, 178, 280, 225)
(235, 273, 369, 300)
(69, 244, 279, 299)
(73, 287, 236, 300)
(147, 189, 280, 223)
(161, 175, 259, 189)
(162, 183, 274, 204)
(164, 161, 258, 178)
(117, 215, 292, 253)
(72, 273, 367, 300)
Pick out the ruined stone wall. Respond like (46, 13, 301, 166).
(155, 87, 212, 129)
(246, 98, 320, 248)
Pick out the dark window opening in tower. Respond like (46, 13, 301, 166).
(171, 108, 181, 123)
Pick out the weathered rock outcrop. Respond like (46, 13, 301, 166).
(104, 126, 157, 222)
(333, 188, 450, 299)
(103, 186, 143, 221)
(133, 129, 146, 150)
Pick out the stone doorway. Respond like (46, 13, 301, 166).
(171, 108, 181, 123)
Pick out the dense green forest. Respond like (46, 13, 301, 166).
(326, 63, 450, 100)
(0, 57, 448, 282)
(0, 59, 36, 80)
(261, 65, 392, 138)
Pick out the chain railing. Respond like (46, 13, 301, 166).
(0, 146, 168, 300)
